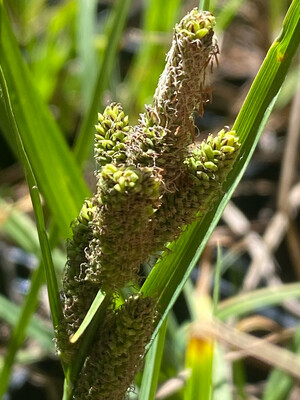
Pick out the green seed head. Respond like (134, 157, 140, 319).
(95, 103, 130, 166)
(73, 294, 157, 400)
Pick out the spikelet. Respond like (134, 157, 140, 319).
(56, 200, 98, 363)
(154, 9, 217, 135)
(83, 164, 162, 292)
(57, 9, 241, 377)
(73, 294, 157, 400)
(128, 9, 218, 186)
(95, 103, 130, 167)
(150, 128, 241, 251)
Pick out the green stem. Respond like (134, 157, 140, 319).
(198, 0, 211, 11)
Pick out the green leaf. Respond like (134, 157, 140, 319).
(70, 290, 105, 344)
(139, 317, 168, 400)
(0, 65, 62, 326)
(0, 294, 54, 351)
(126, 0, 182, 110)
(215, 0, 248, 31)
(76, 0, 97, 109)
(262, 325, 300, 400)
(0, 196, 65, 395)
(217, 282, 300, 320)
(0, 4, 89, 238)
(0, 65, 64, 396)
(73, 0, 132, 165)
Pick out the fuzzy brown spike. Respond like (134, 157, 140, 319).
(154, 9, 217, 135)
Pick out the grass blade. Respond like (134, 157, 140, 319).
(73, 0, 132, 165)
(70, 289, 105, 343)
(184, 297, 214, 400)
(0, 265, 46, 397)
(141, 0, 300, 339)
(139, 317, 168, 400)
(215, 0, 248, 31)
(217, 282, 300, 320)
(76, 0, 97, 109)
(0, 66, 61, 325)
(126, 0, 182, 111)
(0, 4, 89, 238)
(0, 294, 53, 351)
(0, 66, 64, 396)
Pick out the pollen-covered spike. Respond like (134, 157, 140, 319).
(73, 294, 157, 400)
(149, 128, 240, 252)
(56, 200, 98, 363)
(82, 164, 162, 293)
(128, 9, 218, 185)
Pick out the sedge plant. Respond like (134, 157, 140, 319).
(0, 1, 300, 400)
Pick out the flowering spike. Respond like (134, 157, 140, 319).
(95, 103, 130, 166)
(73, 295, 157, 400)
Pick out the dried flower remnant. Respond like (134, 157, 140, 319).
(154, 9, 217, 135)
(130, 9, 218, 185)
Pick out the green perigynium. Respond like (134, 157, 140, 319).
(56, 200, 98, 363)
(57, 8, 241, 398)
(150, 128, 240, 251)
(95, 103, 129, 166)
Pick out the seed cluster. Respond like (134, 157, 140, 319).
(74, 295, 157, 400)
(56, 8, 241, 399)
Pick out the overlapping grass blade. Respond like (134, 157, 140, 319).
(139, 317, 168, 400)
(215, 0, 248, 31)
(262, 326, 300, 400)
(0, 4, 89, 238)
(217, 282, 300, 320)
(0, 265, 46, 397)
(0, 196, 66, 395)
(0, 65, 64, 395)
(76, 0, 97, 110)
(73, 0, 132, 164)
(0, 65, 61, 327)
(199, 0, 211, 11)
(70, 290, 105, 344)
(141, 0, 300, 337)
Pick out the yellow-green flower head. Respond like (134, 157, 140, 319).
(98, 164, 161, 206)
(179, 9, 215, 40)
(95, 103, 130, 166)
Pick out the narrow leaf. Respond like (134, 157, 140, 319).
(139, 317, 168, 400)
(73, 0, 132, 164)
(0, 4, 89, 238)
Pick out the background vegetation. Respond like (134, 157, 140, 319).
(0, 0, 300, 399)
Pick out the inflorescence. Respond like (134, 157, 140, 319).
(56, 9, 241, 399)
